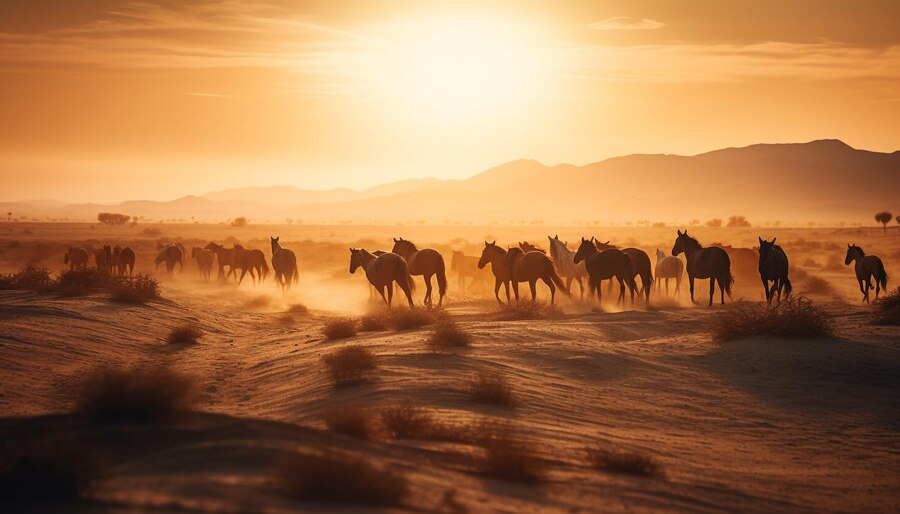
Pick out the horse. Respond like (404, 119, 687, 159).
(113, 245, 136, 277)
(232, 244, 269, 286)
(391, 238, 447, 307)
(204, 242, 236, 282)
(155, 245, 183, 274)
(270, 237, 299, 292)
(758, 237, 792, 304)
(654, 249, 684, 296)
(451, 250, 487, 293)
(191, 246, 215, 282)
(64, 247, 89, 271)
(94, 245, 114, 274)
(573, 238, 636, 304)
(671, 230, 733, 306)
(505, 247, 570, 304)
(477, 241, 513, 304)
(593, 240, 651, 301)
(548, 235, 588, 299)
(349, 248, 414, 307)
(844, 244, 888, 303)
(518, 241, 546, 254)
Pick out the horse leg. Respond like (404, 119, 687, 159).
(400, 279, 414, 307)
(875, 276, 881, 299)
(422, 274, 433, 307)
(504, 281, 511, 303)
(577, 277, 585, 300)
(529, 279, 538, 302)
(377, 285, 389, 306)
(708, 278, 716, 306)
(494, 278, 504, 305)
(689, 276, 695, 303)
(511, 280, 520, 302)
(543, 276, 556, 305)
(665, 277, 670, 296)
(387, 282, 395, 306)
(616, 277, 625, 305)
(762, 277, 771, 304)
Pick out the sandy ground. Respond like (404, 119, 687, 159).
(1, 223, 899, 513)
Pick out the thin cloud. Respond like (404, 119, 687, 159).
(588, 17, 665, 31)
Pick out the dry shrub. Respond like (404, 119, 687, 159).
(323, 346, 376, 386)
(476, 422, 544, 483)
(359, 311, 390, 332)
(323, 318, 358, 340)
(0, 266, 53, 290)
(323, 406, 373, 440)
(379, 402, 434, 439)
(244, 295, 271, 309)
(286, 303, 308, 316)
(468, 372, 515, 407)
(391, 307, 438, 331)
(109, 274, 160, 304)
(711, 296, 833, 341)
(277, 452, 408, 506)
(167, 324, 202, 344)
(799, 274, 834, 295)
(76, 365, 197, 423)
(495, 300, 563, 321)
(53, 268, 116, 297)
(0, 436, 105, 504)
(873, 287, 900, 325)
(427, 319, 472, 351)
(588, 446, 663, 477)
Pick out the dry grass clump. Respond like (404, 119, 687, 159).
(53, 268, 116, 297)
(76, 365, 197, 423)
(322, 346, 376, 386)
(277, 452, 408, 506)
(476, 422, 544, 483)
(587, 445, 663, 477)
(711, 296, 833, 341)
(427, 319, 472, 351)
(323, 406, 373, 440)
(0, 266, 53, 290)
(323, 318, 358, 340)
(873, 287, 900, 325)
(468, 372, 515, 407)
(109, 274, 160, 304)
(494, 300, 563, 321)
(0, 436, 106, 504)
(379, 402, 434, 439)
(799, 274, 835, 295)
(359, 311, 390, 331)
(390, 307, 438, 331)
(167, 324, 202, 344)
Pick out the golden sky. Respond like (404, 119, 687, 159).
(1, 0, 899, 202)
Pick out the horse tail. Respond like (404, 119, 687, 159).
(783, 276, 793, 298)
(436, 257, 448, 298)
(876, 262, 888, 289)
(548, 262, 571, 297)
(399, 258, 416, 294)
(725, 271, 734, 299)
(292, 260, 300, 285)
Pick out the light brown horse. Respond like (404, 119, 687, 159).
(64, 246, 89, 271)
(204, 242, 236, 282)
(845, 244, 888, 303)
(270, 236, 299, 292)
(505, 247, 571, 304)
(672, 230, 733, 306)
(350, 248, 414, 307)
(233, 244, 269, 286)
(155, 245, 183, 274)
(451, 250, 488, 293)
(391, 238, 447, 307)
(191, 246, 215, 282)
(655, 248, 684, 296)
(113, 245, 136, 276)
(574, 238, 636, 304)
(622, 248, 652, 302)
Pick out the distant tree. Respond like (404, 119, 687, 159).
(726, 215, 751, 228)
(231, 216, 248, 227)
(705, 218, 723, 228)
(874, 211, 892, 235)
(6, 212, 11, 222)
(97, 212, 131, 226)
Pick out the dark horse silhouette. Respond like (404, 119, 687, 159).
(592, 240, 652, 301)
(350, 248, 414, 308)
(573, 238, 636, 304)
(391, 238, 447, 307)
(505, 247, 570, 304)
(758, 237, 792, 304)
(671, 230, 733, 306)
(478, 241, 513, 304)
(844, 244, 888, 303)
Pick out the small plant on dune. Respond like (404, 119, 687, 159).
(167, 324, 202, 344)
(277, 452, 409, 506)
(873, 287, 900, 325)
(468, 372, 516, 407)
(53, 268, 116, 297)
(359, 311, 390, 332)
(427, 319, 472, 351)
(476, 422, 544, 483)
(0, 436, 106, 504)
(322, 346, 376, 386)
(710, 296, 833, 341)
(390, 307, 438, 331)
(494, 300, 563, 321)
(587, 445, 663, 477)
(379, 402, 434, 439)
(323, 318, 358, 340)
(323, 406, 373, 440)
(76, 365, 197, 423)
(286, 303, 308, 316)
(0, 266, 53, 291)
(109, 274, 160, 304)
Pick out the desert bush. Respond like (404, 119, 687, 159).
(322, 346, 376, 386)
(587, 446, 663, 477)
(468, 372, 515, 407)
(359, 311, 390, 332)
(476, 422, 544, 483)
(494, 300, 563, 321)
(379, 402, 434, 439)
(391, 307, 437, 331)
(427, 319, 472, 351)
(76, 365, 197, 423)
(53, 268, 116, 297)
(710, 296, 833, 341)
(0, 436, 105, 504)
(167, 324, 202, 344)
(873, 287, 900, 325)
(277, 452, 408, 506)
(286, 303, 308, 316)
(323, 318, 358, 340)
(0, 266, 53, 290)
(323, 406, 373, 440)
(109, 274, 160, 304)
(799, 274, 835, 295)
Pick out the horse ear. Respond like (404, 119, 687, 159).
(848, 243, 851, 248)
(393, 237, 398, 243)
(484, 240, 489, 246)
(677, 229, 682, 236)
(771, 237, 776, 244)
(491, 240, 496, 245)
(603, 240, 610, 245)
(758, 236, 764, 245)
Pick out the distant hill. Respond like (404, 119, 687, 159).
(2, 140, 897, 225)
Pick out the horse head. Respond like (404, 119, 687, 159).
(672, 230, 696, 256)
(573, 238, 596, 264)
(845, 244, 863, 265)
(349, 248, 362, 274)
(478, 241, 499, 269)
(656, 248, 665, 260)
(270, 236, 280, 255)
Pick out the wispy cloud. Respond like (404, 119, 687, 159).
(588, 17, 664, 31)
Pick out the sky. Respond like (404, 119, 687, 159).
(1, 0, 899, 203)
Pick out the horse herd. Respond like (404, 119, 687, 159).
(62, 231, 890, 307)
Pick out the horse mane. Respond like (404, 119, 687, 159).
(682, 233, 702, 248)
(394, 239, 418, 252)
